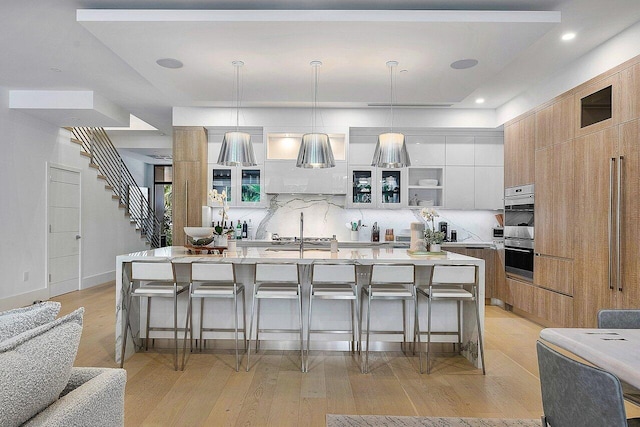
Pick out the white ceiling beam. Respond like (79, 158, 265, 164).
(77, 9, 561, 24)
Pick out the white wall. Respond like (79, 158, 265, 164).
(0, 87, 148, 310)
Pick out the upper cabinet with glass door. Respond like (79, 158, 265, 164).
(207, 127, 266, 207)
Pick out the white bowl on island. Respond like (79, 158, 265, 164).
(183, 227, 214, 239)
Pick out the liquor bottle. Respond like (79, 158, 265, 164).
(242, 221, 248, 239)
(228, 221, 235, 240)
(247, 219, 253, 240)
(236, 221, 242, 240)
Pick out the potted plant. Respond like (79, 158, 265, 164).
(421, 208, 446, 252)
(208, 189, 234, 247)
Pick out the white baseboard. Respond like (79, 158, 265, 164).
(82, 271, 115, 290)
(0, 288, 50, 311)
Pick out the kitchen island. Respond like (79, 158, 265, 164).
(115, 246, 485, 368)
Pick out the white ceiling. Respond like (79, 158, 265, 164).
(3, 1, 640, 149)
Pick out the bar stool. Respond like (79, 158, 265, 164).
(306, 262, 359, 372)
(120, 260, 188, 371)
(415, 264, 485, 374)
(247, 263, 304, 372)
(360, 263, 416, 373)
(183, 261, 247, 371)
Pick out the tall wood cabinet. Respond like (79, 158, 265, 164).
(172, 127, 208, 246)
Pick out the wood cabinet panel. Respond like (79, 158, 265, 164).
(573, 127, 618, 327)
(619, 63, 640, 123)
(555, 96, 575, 143)
(534, 255, 573, 296)
(494, 248, 506, 302)
(173, 127, 208, 161)
(534, 140, 574, 258)
(504, 114, 535, 188)
(506, 277, 534, 314)
(618, 120, 640, 308)
(534, 287, 574, 327)
(535, 104, 554, 151)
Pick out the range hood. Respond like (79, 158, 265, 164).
(265, 160, 347, 194)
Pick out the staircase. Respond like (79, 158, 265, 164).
(68, 127, 162, 248)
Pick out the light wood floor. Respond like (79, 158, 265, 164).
(53, 283, 640, 426)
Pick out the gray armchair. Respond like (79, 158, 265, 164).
(536, 340, 640, 427)
(23, 368, 126, 427)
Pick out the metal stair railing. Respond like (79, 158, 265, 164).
(70, 127, 162, 248)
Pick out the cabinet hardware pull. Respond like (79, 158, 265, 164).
(617, 156, 623, 292)
(608, 157, 615, 290)
(505, 247, 531, 253)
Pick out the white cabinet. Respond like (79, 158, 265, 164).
(405, 135, 446, 165)
(347, 166, 407, 208)
(474, 136, 504, 166)
(407, 167, 444, 208)
(445, 166, 475, 209)
(208, 165, 266, 207)
(446, 136, 475, 165)
(474, 166, 504, 209)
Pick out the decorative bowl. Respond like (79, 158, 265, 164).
(183, 227, 214, 239)
(418, 179, 438, 186)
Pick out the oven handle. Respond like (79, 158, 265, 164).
(609, 157, 615, 290)
(505, 247, 532, 253)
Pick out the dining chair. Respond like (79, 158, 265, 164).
(597, 309, 640, 329)
(537, 340, 640, 427)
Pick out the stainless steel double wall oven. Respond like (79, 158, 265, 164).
(504, 184, 534, 280)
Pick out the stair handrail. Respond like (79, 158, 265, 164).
(70, 127, 163, 248)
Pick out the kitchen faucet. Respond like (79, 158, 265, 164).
(300, 212, 304, 256)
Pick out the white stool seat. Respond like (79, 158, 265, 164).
(419, 287, 473, 299)
(369, 286, 414, 298)
(255, 285, 299, 297)
(192, 283, 238, 296)
(313, 285, 356, 297)
(134, 284, 187, 295)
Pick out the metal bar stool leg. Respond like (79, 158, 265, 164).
(145, 297, 151, 351)
(298, 284, 305, 373)
(120, 284, 133, 368)
(246, 290, 257, 372)
(199, 298, 205, 351)
(173, 289, 179, 371)
(474, 290, 486, 375)
(426, 291, 433, 374)
(306, 287, 314, 372)
(234, 288, 240, 372)
(365, 289, 372, 373)
(255, 298, 261, 352)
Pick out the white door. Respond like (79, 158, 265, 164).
(48, 165, 81, 297)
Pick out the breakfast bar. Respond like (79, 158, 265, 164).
(115, 246, 485, 368)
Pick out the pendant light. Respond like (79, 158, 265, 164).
(296, 60, 335, 169)
(218, 60, 256, 166)
(371, 61, 410, 168)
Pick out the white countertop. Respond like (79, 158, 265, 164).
(235, 240, 497, 249)
(117, 246, 485, 266)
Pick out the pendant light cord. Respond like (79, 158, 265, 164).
(235, 63, 240, 131)
(312, 62, 319, 133)
(388, 61, 396, 133)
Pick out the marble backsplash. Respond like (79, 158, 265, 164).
(216, 195, 502, 243)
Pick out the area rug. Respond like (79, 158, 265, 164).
(326, 414, 540, 427)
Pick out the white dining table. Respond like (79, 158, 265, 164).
(540, 328, 640, 399)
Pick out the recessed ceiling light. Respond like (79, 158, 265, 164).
(156, 58, 183, 69)
(451, 59, 478, 70)
(49, 67, 62, 72)
(561, 32, 576, 41)
(400, 69, 408, 73)
(475, 98, 485, 104)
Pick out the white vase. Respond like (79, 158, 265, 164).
(430, 243, 441, 253)
(214, 235, 228, 247)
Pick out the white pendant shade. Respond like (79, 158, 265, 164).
(371, 132, 411, 168)
(296, 133, 335, 168)
(217, 60, 256, 166)
(373, 61, 410, 168)
(297, 60, 335, 168)
(218, 131, 256, 166)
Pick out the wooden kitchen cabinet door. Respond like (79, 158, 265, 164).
(535, 140, 574, 259)
(618, 120, 640, 308)
(619, 63, 640, 123)
(504, 114, 535, 188)
(573, 127, 618, 327)
(534, 255, 573, 296)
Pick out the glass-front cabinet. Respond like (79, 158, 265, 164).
(347, 166, 407, 208)
(209, 165, 265, 207)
